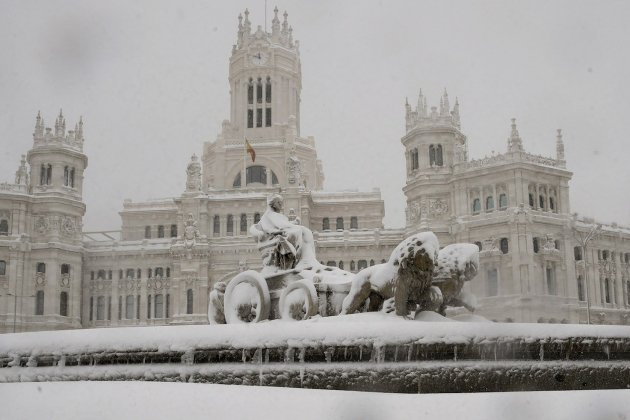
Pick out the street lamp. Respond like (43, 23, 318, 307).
(573, 222, 602, 325)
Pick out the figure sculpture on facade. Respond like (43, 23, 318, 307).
(183, 213, 201, 249)
(185, 154, 202, 192)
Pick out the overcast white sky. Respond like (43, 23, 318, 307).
(1, 0, 628, 231)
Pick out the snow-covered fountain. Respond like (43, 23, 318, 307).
(2, 194, 630, 393)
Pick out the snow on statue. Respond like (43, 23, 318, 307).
(208, 193, 479, 324)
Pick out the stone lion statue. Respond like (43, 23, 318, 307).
(432, 243, 479, 315)
(341, 232, 442, 317)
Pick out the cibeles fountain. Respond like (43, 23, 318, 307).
(208, 194, 480, 325)
(3, 195, 630, 393)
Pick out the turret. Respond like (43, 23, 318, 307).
(556, 128, 565, 167)
(507, 118, 523, 152)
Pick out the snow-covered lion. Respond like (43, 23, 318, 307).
(341, 232, 441, 317)
(433, 243, 479, 315)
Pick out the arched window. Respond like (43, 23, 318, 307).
(40, 164, 46, 185)
(485, 196, 494, 211)
(500, 238, 509, 254)
(186, 289, 193, 314)
(64, 166, 69, 186)
(350, 217, 358, 230)
(97, 269, 106, 279)
(499, 194, 508, 209)
(125, 295, 134, 319)
(46, 164, 52, 185)
(137, 296, 141, 319)
(0, 260, 6, 276)
(577, 276, 585, 301)
(247, 78, 254, 105)
(539, 195, 545, 210)
(60, 291, 68, 316)
(256, 77, 263, 104)
(436, 144, 443, 166)
(338, 261, 344, 270)
(604, 278, 612, 304)
(155, 267, 163, 277)
(147, 295, 152, 319)
(336, 217, 344, 230)
(35, 290, 44, 315)
(411, 148, 419, 170)
(0, 219, 8, 235)
(155, 294, 164, 318)
(227, 214, 234, 236)
(240, 214, 247, 234)
(37, 262, 46, 274)
(533, 238, 540, 253)
(166, 267, 170, 278)
(429, 145, 436, 166)
(549, 197, 555, 211)
(170, 224, 178, 238)
(574, 246, 583, 261)
(245, 166, 278, 185)
(137, 269, 142, 279)
(358, 260, 368, 270)
(254, 213, 261, 224)
(126, 269, 134, 279)
(118, 297, 122, 320)
(157, 225, 164, 238)
(144, 226, 151, 239)
(370, 259, 375, 266)
(256, 108, 263, 127)
(528, 193, 535, 207)
(322, 218, 330, 231)
(266, 108, 272, 127)
(166, 294, 170, 318)
(248, 109, 254, 129)
(213, 215, 220, 236)
(97, 296, 105, 320)
(350, 261, 356, 271)
(265, 76, 272, 103)
(472, 198, 481, 214)
(70, 168, 75, 188)
(327, 261, 337, 267)
(546, 266, 557, 295)
(487, 268, 498, 296)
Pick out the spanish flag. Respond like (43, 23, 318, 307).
(245, 138, 256, 162)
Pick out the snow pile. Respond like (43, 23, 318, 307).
(0, 381, 629, 420)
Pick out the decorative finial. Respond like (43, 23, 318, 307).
(508, 118, 523, 152)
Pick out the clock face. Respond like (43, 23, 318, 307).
(251, 51, 268, 66)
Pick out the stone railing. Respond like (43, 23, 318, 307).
(456, 151, 563, 172)
(0, 183, 28, 194)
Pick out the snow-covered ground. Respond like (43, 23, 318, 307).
(3, 312, 630, 356)
(0, 381, 628, 420)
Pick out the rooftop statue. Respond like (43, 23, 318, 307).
(209, 194, 479, 324)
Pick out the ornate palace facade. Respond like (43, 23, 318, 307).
(1, 9, 629, 332)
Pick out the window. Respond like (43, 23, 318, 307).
(46, 164, 52, 185)
(107, 296, 111, 320)
(577, 276, 585, 301)
(247, 78, 253, 104)
(499, 194, 508, 209)
(157, 225, 164, 238)
(170, 224, 178, 238)
(603, 250, 609, 260)
(322, 218, 330, 231)
(574, 246, 583, 261)
(60, 292, 68, 316)
(155, 267, 163, 277)
(60, 264, 70, 275)
(246, 165, 267, 184)
(240, 214, 247, 234)
(350, 217, 358, 230)
(358, 260, 368, 270)
(549, 197, 555, 211)
(533, 238, 539, 253)
(166, 267, 170, 278)
(474, 241, 482, 251)
(265, 108, 272, 127)
(166, 294, 170, 318)
(546, 267, 557, 295)
(500, 238, 509, 254)
(256, 78, 263, 104)
(338, 261, 344, 270)
(108, 270, 112, 280)
(187, 289, 194, 314)
(64, 166, 69, 186)
(70, 168, 75, 188)
(147, 295, 152, 319)
(37, 262, 46, 274)
(40, 164, 45, 185)
(96, 296, 105, 320)
(411, 148, 419, 170)
(327, 261, 337, 267)
(436, 144, 443, 166)
(247, 109, 254, 128)
(118, 269, 123, 279)
(144, 226, 151, 239)
(148, 268, 153, 278)
(487, 269, 498, 296)
(0, 219, 8, 235)
(485, 196, 494, 211)
(539, 195, 545, 210)
(126, 269, 135, 279)
(125, 295, 134, 319)
(336, 217, 344, 230)
(137, 295, 141, 319)
(227, 215, 234, 236)
(256, 108, 262, 127)
(137, 269, 142, 279)
(528, 193, 535, 207)
(213, 215, 220, 236)
(90, 271, 94, 280)
(118, 297, 122, 320)
(429, 145, 436, 166)
(36, 290, 44, 315)
(370, 259, 375, 266)
(472, 198, 481, 214)
(254, 213, 261, 224)
(350, 261, 356, 271)
(265, 76, 272, 103)
(554, 240, 560, 251)
(0, 260, 5, 276)
(604, 278, 612, 304)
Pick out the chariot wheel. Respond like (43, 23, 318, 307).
(224, 270, 271, 324)
(279, 279, 319, 321)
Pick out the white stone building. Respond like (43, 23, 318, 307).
(0, 9, 629, 332)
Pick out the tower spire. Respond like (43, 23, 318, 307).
(34, 110, 44, 139)
(507, 118, 523, 152)
(451, 97, 460, 128)
(556, 128, 565, 167)
(442, 88, 450, 115)
(272, 6, 280, 38)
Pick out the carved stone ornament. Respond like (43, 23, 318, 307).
(183, 213, 200, 249)
(61, 217, 76, 236)
(35, 216, 49, 234)
(185, 154, 202, 192)
(35, 272, 46, 287)
(406, 201, 421, 223)
(286, 149, 302, 185)
(59, 274, 71, 288)
(429, 198, 449, 216)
